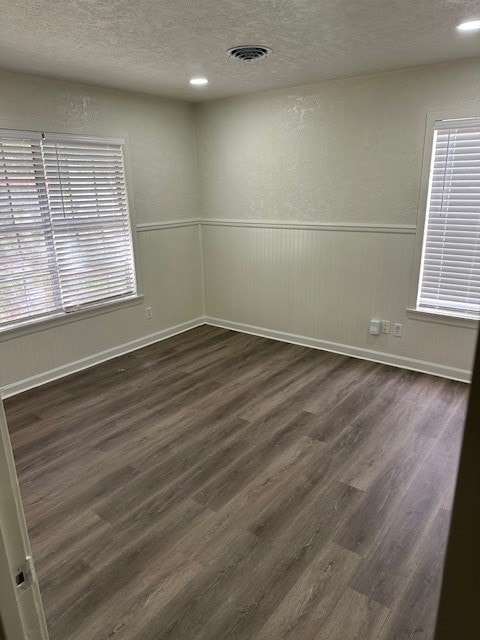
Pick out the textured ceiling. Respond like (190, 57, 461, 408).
(0, 0, 479, 102)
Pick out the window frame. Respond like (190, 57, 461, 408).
(0, 125, 144, 341)
(408, 108, 480, 328)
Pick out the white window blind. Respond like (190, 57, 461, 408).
(418, 117, 480, 319)
(0, 130, 136, 329)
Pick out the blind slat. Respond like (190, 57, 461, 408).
(0, 131, 137, 328)
(418, 120, 480, 318)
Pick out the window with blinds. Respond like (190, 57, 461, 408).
(418, 118, 480, 319)
(0, 129, 137, 330)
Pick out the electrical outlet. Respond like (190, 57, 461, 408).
(393, 322, 403, 337)
(381, 320, 390, 334)
(146, 306, 153, 319)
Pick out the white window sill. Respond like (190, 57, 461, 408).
(406, 308, 480, 329)
(0, 294, 144, 343)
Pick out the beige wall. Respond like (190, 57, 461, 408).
(196, 58, 480, 224)
(0, 69, 198, 223)
(196, 59, 480, 379)
(0, 70, 203, 392)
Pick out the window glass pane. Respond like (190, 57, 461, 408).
(0, 131, 137, 329)
(42, 137, 136, 311)
(0, 136, 61, 327)
(418, 120, 480, 319)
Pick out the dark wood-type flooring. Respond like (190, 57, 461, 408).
(4, 326, 469, 640)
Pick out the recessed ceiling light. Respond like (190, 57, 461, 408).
(190, 77, 208, 86)
(456, 20, 480, 32)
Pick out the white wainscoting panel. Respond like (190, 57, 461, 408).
(2, 220, 477, 393)
(202, 223, 477, 381)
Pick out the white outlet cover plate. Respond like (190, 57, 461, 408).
(393, 323, 403, 337)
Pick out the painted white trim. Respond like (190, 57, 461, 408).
(0, 401, 49, 640)
(136, 219, 416, 234)
(204, 317, 472, 383)
(1, 317, 205, 399)
(198, 224, 207, 317)
(136, 219, 200, 232)
(200, 219, 416, 234)
(406, 307, 480, 329)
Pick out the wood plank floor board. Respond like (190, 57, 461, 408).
(238, 350, 344, 423)
(191, 410, 319, 511)
(41, 496, 210, 622)
(181, 483, 363, 640)
(309, 365, 408, 443)
(301, 356, 378, 414)
(337, 398, 420, 492)
(349, 431, 459, 608)
(93, 419, 252, 525)
(31, 508, 108, 563)
(308, 373, 406, 447)
(43, 499, 210, 636)
(4, 327, 469, 640)
(132, 480, 361, 640)
(299, 389, 418, 496)
(25, 462, 138, 537)
(21, 450, 118, 517)
(70, 550, 204, 640)
(378, 507, 452, 640)
(333, 427, 436, 558)
(254, 540, 362, 640)
(320, 587, 390, 640)
(175, 437, 328, 557)
(332, 391, 460, 556)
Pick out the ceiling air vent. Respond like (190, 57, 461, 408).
(227, 45, 271, 62)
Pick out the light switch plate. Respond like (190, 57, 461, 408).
(369, 319, 381, 335)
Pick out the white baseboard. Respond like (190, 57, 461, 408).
(2, 313, 471, 398)
(204, 317, 472, 383)
(1, 317, 205, 398)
